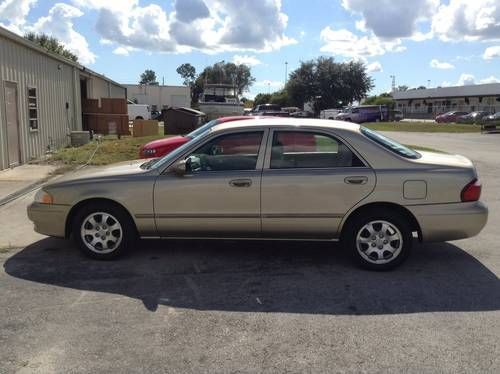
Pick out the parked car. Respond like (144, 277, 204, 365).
(457, 111, 490, 124)
(336, 105, 388, 123)
(127, 100, 151, 121)
(320, 109, 342, 120)
(435, 111, 469, 123)
(28, 118, 488, 270)
(251, 104, 289, 117)
(392, 110, 404, 122)
(139, 116, 263, 158)
(482, 112, 500, 124)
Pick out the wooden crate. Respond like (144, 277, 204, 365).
(133, 120, 159, 137)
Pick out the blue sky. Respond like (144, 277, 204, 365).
(1, 0, 499, 99)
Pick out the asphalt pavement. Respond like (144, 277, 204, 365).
(0, 131, 498, 373)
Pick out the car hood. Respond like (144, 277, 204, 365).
(415, 151, 474, 169)
(143, 136, 188, 149)
(50, 159, 151, 185)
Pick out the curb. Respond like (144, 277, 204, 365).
(0, 177, 51, 208)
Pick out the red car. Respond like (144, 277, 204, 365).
(435, 111, 469, 123)
(139, 116, 260, 159)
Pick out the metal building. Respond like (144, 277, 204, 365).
(393, 83, 500, 119)
(125, 84, 190, 112)
(0, 26, 126, 170)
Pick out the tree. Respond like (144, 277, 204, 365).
(286, 57, 373, 113)
(241, 97, 254, 109)
(177, 61, 256, 106)
(197, 61, 255, 96)
(363, 92, 394, 106)
(397, 85, 409, 92)
(176, 63, 196, 86)
(176, 63, 200, 105)
(24, 32, 78, 62)
(253, 93, 272, 107)
(139, 69, 159, 85)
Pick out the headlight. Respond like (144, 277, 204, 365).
(34, 189, 54, 204)
(143, 148, 157, 155)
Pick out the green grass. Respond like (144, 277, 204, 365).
(50, 134, 165, 166)
(364, 121, 481, 133)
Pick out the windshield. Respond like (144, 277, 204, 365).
(186, 119, 218, 139)
(361, 127, 421, 159)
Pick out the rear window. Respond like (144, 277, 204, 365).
(361, 127, 421, 159)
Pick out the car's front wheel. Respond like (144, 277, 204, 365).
(344, 211, 412, 270)
(72, 203, 136, 260)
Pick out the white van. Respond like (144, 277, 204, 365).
(320, 109, 341, 120)
(127, 100, 151, 120)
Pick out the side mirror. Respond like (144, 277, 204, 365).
(172, 159, 187, 176)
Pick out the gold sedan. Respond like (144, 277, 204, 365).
(28, 118, 488, 270)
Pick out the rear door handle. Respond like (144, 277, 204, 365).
(229, 179, 252, 188)
(344, 176, 368, 185)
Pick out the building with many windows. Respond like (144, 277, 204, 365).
(392, 83, 500, 119)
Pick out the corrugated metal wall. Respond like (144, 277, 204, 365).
(88, 76, 126, 101)
(0, 34, 77, 170)
(0, 33, 126, 170)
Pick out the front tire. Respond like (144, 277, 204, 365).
(344, 211, 412, 270)
(72, 202, 136, 260)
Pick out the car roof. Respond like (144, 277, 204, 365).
(210, 117, 361, 133)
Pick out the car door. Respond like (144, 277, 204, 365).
(153, 129, 268, 237)
(261, 129, 375, 239)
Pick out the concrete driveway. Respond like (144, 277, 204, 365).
(0, 132, 499, 373)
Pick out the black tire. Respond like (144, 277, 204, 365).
(135, 116, 144, 120)
(343, 210, 412, 271)
(72, 202, 136, 260)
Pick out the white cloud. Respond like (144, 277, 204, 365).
(432, 0, 500, 42)
(71, 0, 296, 54)
(29, 3, 97, 64)
(479, 76, 500, 84)
(256, 80, 283, 88)
(0, 0, 37, 33)
(366, 61, 383, 73)
(457, 73, 476, 86)
(319, 27, 405, 59)
(113, 46, 130, 56)
(0, 1, 97, 65)
(441, 81, 452, 87)
(483, 45, 500, 60)
(232, 55, 262, 66)
(430, 59, 455, 69)
(341, 0, 439, 39)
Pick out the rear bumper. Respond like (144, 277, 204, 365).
(27, 202, 71, 238)
(408, 201, 488, 242)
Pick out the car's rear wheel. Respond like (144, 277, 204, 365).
(344, 211, 412, 270)
(72, 203, 136, 260)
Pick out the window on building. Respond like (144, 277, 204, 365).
(28, 87, 38, 131)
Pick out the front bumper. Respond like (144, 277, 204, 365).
(408, 201, 488, 242)
(27, 202, 71, 238)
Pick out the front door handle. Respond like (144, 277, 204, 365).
(344, 176, 368, 185)
(229, 179, 252, 188)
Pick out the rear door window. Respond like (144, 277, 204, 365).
(270, 131, 364, 169)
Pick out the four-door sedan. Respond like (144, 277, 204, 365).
(435, 111, 469, 123)
(28, 118, 488, 270)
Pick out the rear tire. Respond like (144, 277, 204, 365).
(343, 210, 412, 270)
(72, 202, 136, 260)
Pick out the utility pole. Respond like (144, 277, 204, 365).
(427, 79, 431, 88)
(285, 61, 288, 87)
(390, 75, 396, 92)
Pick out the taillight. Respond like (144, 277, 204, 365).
(461, 179, 482, 202)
